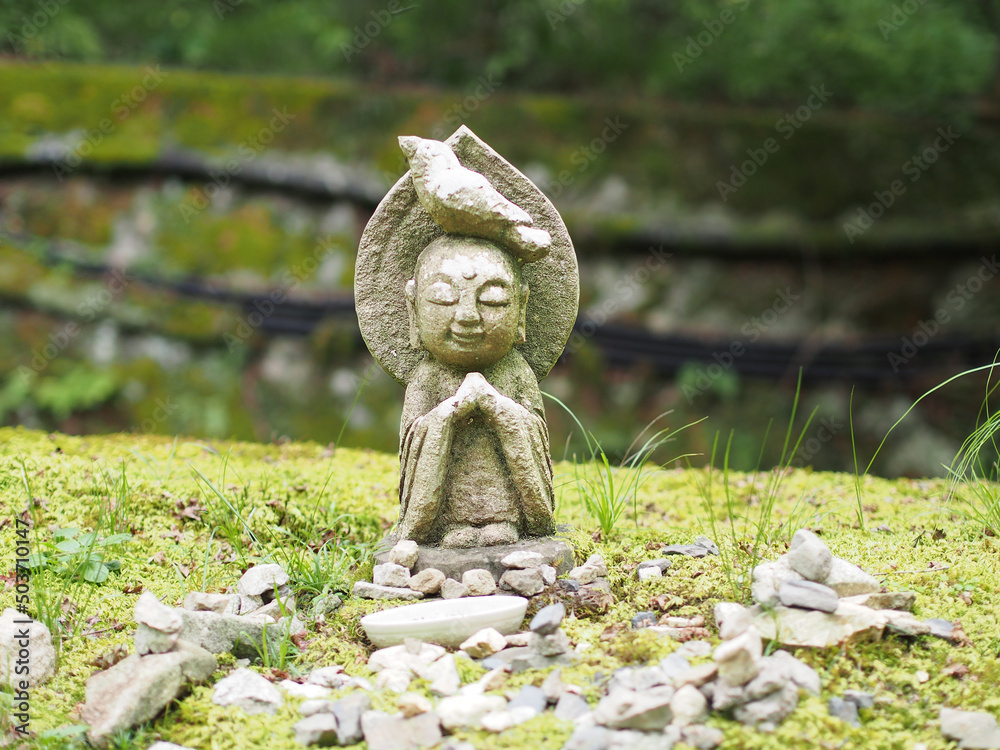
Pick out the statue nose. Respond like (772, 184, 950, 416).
(455, 296, 480, 325)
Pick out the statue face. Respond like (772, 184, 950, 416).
(407, 237, 526, 371)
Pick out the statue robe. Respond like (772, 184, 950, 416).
(397, 350, 555, 544)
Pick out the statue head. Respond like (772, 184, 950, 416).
(405, 235, 529, 371)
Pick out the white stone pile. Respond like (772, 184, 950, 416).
(82, 563, 308, 747)
(747, 529, 944, 648)
(354, 540, 574, 600)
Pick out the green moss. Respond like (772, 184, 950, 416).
(2, 427, 1000, 748)
(3, 60, 1000, 252)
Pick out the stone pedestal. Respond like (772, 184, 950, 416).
(375, 535, 574, 583)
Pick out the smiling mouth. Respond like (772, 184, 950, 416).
(449, 328, 484, 344)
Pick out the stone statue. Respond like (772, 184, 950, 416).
(355, 126, 579, 549)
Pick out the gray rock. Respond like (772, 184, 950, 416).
(744, 655, 790, 701)
(584, 554, 608, 576)
(558, 578, 581, 592)
(293, 713, 338, 746)
(308, 593, 343, 620)
(135, 623, 180, 656)
(306, 665, 346, 688)
(882, 610, 931, 636)
(500, 568, 544, 596)
(569, 565, 600, 584)
(711, 677, 749, 711)
(386, 537, 574, 582)
(681, 725, 724, 749)
(417, 653, 461, 697)
(389, 539, 420, 569)
(369, 642, 446, 674)
(376, 668, 413, 693)
(399, 692, 434, 717)
(300, 698, 337, 716)
(674, 664, 717, 690)
(134, 592, 183, 633)
(440, 578, 470, 599)
(176, 608, 287, 660)
(768, 650, 820, 695)
(462, 568, 497, 596)
(609, 665, 669, 693)
(436, 694, 507, 730)
(693, 536, 719, 554)
(374, 562, 412, 588)
(237, 563, 289, 599)
(531, 629, 572, 656)
(182, 591, 234, 615)
(542, 668, 565, 702)
(631, 611, 657, 629)
(503, 550, 545, 569)
(408, 568, 446, 595)
(279, 679, 332, 700)
(530, 602, 566, 635)
(733, 682, 799, 727)
(562, 726, 614, 750)
(940, 707, 1000, 749)
(714, 602, 753, 640)
(926, 618, 956, 640)
(843, 690, 875, 709)
(822, 557, 880, 597)
(212, 667, 283, 715)
(332, 692, 373, 745)
(353, 581, 424, 601)
(751, 602, 887, 648)
(841, 591, 916, 611)
(778, 579, 840, 613)
(661, 542, 715, 558)
(498, 645, 575, 673)
(713, 628, 761, 686)
(510, 684, 548, 714)
(637, 567, 662, 582)
(786, 529, 833, 582)
(751, 556, 804, 606)
(829, 697, 860, 727)
(676, 640, 713, 659)
(637, 558, 672, 574)
(361, 709, 442, 750)
(555, 692, 592, 721)
(659, 653, 691, 682)
(83, 641, 217, 748)
(540, 565, 557, 585)
(480, 656, 509, 672)
(593, 686, 675, 730)
(460, 627, 507, 659)
(670, 684, 708, 726)
(505, 632, 533, 647)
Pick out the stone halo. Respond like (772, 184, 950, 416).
(355, 125, 580, 385)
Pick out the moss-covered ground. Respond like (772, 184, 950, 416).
(1, 426, 998, 749)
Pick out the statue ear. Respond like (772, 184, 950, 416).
(515, 283, 529, 345)
(405, 279, 423, 350)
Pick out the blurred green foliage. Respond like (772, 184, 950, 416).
(1, 0, 997, 114)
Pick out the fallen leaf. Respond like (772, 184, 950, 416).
(941, 663, 970, 679)
(91, 644, 129, 670)
(600, 623, 626, 642)
(950, 621, 973, 647)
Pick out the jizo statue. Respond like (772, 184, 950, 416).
(355, 127, 579, 548)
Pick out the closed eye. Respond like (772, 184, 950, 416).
(479, 285, 512, 306)
(426, 281, 458, 305)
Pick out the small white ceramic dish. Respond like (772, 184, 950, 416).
(360, 594, 529, 648)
